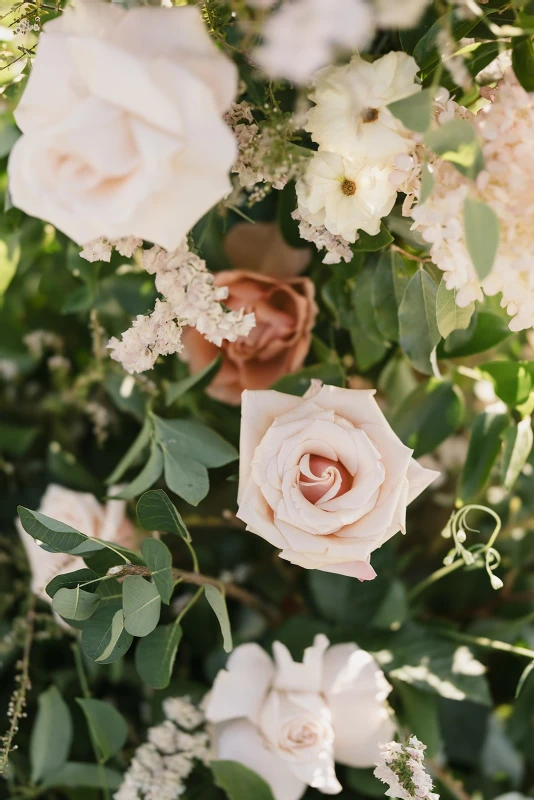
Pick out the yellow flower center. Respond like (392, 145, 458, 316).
(362, 107, 379, 123)
(341, 179, 357, 196)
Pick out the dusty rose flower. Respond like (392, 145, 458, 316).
(17, 484, 137, 606)
(182, 270, 317, 405)
(223, 222, 311, 279)
(237, 382, 440, 578)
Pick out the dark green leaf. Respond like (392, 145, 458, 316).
(388, 88, 433, 133)
(123, 575, 161, 637)
(94, 609, 127, 663)
(464, 197, 500, 280)
(436, 280, 476, 339)
(114, 439, 163, 500)
(46, 568, 100, 599)
(351, 321, 389, 372)
(30, 686, 72, 784)
(0, 422, 37, 456)
(17, 507, 95, 555)
(204, 584, 233, 653)
(104, 372, 147, 422)
(458, 411, 510, 503)
(135, 622, 183, 689)
(346, 768, 385, 797)
(413, 12, 486, 70)
(440, 311, 511, 358)
(512, 36, 534, 92)
(81, 603, 133, 664)
(395, 682, 441, 758)
(352, 223, 393, 252)
(76, 698, 128, 763)
(398, 270, 441, 374)
(277, 181, 309, 248)
(272, 362, 345, 395)
(353, 262, 386, 345)
(373, 580, 409, 631)
(392, 379, 465, 457)
(52, 587, 100, 621)
(425, 119, 484, 179)
(137, 489, 191, 542)
(41, 762, 123, 790)
(166, 356, 222, 406)
(163, 448, 209, 506)
(141, 538, 174, 604)
(373, 249, 412, 342)
(479, 361, 533, 407)
(154, 416, 238, 468)
(106, 417, 151, 486)
(501, 417, 533, 492)
(212, 760, 275, 800)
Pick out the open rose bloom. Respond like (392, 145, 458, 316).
(237, 383, 439, 578)
(205, 634, 395, 800)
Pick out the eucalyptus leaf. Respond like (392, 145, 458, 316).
(46, 568, 100, 599)
(76, 698, 128, 763)
(141, 538, 174, 604)
(30, 686, 72, 784)
(81, 603, 133, 664)
(154, 416, 237, 468)
(137, 489, 191, 542)
(398, 270, 441, 374)
(204, 584, 233, 653)
(113, 439, 163, 500)
(52, 587, 100, 621)
(123, 575, 161, 637)
(18, 506, 91, 554)
(106, 416, 151, 486)
(165, 356, 222, 406)
(388, 88, 433, 133)
(135, 622, 183, 689)
(212, 760, 275, 800)
(163, 447, 209, 506)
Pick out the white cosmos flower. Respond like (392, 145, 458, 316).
(296, 151, 397, 242)
(205, 634, 395, 800)
(305, 52, 420, 164)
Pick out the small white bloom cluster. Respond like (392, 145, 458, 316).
(24, 330, 63, 359)
(114, 696, 210, 800)
(254, 0, 431, 85)
(108, 242, 255, 373)
(292, 209, 353, 264)
(225, 101, 305, 203)
(411, 70, 534, 331)
(295, 52, 421, 262)
(80, 237, 143, 263)
(13, 15, 39, 35)
(374, 736, 439, 800)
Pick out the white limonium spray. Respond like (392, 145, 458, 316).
(374, 737, 440, 800)
(115, 696, 210, 800)
(80, 237, 143, 263)
(108, 243, 255, 374)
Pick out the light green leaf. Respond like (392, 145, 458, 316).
(372, 249, 412, 343)
(436, 280, 476, 339)
(516, 661, 534, 699)
(106, 417, 151, 485)
(388, 88, 433, 133)
(135, 622, 183, 689)
(154, 416, 238, 468)
(165, 356, 222, 406)
(162, 447, 209, 506)
(458, 411, 510, 503)
(95, 609, 126, 663)
(141, 538, 174, 604)
(352, 222, 393, 252)
(137, 489, 191, 542)
(479, 361, 533, 407)
(46, 568, 100, 599)
(464, 197, 500, 280)
(123, 575, 161, 637)
(425, 119, 484, 179)
(81, 603, 133, 664)
(501, 417, 533, 492)
(30, 686, 72, 784)
(419, 162, 435, 205)
(398, 270, 441, 374)
(205, 584, 233, 653)
(41, 762, 123, 791)
(392, 379, 465, 458)
(76, 698, 128, 764)
(212, 760, 275, 800)
(114, 439, 163, 500)
(52, 587, 100, 621)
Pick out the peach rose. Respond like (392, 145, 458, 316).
(237, 382, 440, 579)
(17, 484, 137, 607)
(223, 222, 311, 279)
(182, 270, 317, 405)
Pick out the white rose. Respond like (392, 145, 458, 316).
(17, 484, 137, 605)
(305, 52, 420, 164)
(237, 382, 439, 579)
(296, 151, 397, 242)
(205, 634, 395, 800)
(8, 3, 237, 250)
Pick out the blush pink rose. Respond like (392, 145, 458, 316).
(236, 382, 440, 579)
(182, 270, 317, 405)
(223, 221, 311, 279)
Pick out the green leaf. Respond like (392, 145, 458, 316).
(479, 361, 533, 407)
(17, 507, 102, 555)
(0, 421, 37, 456)
(425, 119, 484, 179)
(106, 417, 151, 485)
(94, 609, 126, 663)
(440, 311, 511, 358)
(163, 448, 209, 506)
(352, 223, 393, 252)
(395, 682, 441, 758)
(204, 584, 233, 653)
(501, 417, 533, 492)
(436, 280, 476, 339)
(413, 12, 485, 70)
(114, 439, 164, 500)
(458, 411, 510, 503)
(30, 686, 72, 784)
(512, 36, 534, 92)
(165, 356, 222, 406)
(346, 768, 385, 797)
(135, 622, 183, 689)
(398, 270, 441, 374)
(141, 538, 174, 605)
(76, 698, 128, 764)
(515, 661, 534, 699)
(373, 249, 412, 343)
(123, 575, 161, 637)
(137, 489, 191, 542)
(154, 416, 238, 468)
(388, 88, 433, 133)
(271, 362, 345, 395)
(0, 232, 20, 302)
(419, 162, 435, 204)
(41, 762, 123, 791)
(373, 580, 409, 631)
(392, 379, 465, 457)
(104, 372, 147, 422)
(351, 321, 389, 371)
(277, 180, 309, 249)
(81, 604, 134, 664)
(308, 566, 390, 629)
(52, 587, 101, 621)
(46, 568, 100, 599)
(353, 261, 386, 345)
(464, 197, 500, 281)
(212, 760, 275, 800)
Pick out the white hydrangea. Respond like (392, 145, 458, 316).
(295, 151, 397, 242)
(305, 52, 421, 165)
(374, 736, 439, 800)
(108, 243, 255, 374)
(115, 696, 210, 800)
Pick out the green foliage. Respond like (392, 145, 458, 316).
(388, 89, 434, 133)
(398, 269, 441, 374)
(30, 686, 72, 784)
(135, 623, 183, 689)
(425, 119, 484, 179)
(459, 411, 511, 503)
(76, 698, 128, 763)
(211, 760, 276, 800)
(141, 538, 174, 605)
(392, 379, 464, 457)
(123, 576, 162, 637)
(464, 197, 500, 281)
(204, 584, 233, 653)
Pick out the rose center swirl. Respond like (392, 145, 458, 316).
(298, 453, 353, 505)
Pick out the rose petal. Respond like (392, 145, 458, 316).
(204, 643, 274, 724)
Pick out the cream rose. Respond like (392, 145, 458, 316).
(237, 382, 439, 579)
(17, 484, 137, 606)
(205, 634, 395, 800)
(8, 2, 237, 250)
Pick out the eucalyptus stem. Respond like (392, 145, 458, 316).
(436, 628, 534, 661)
(176, 586, 205, 625)
(71, 642, 91, 699)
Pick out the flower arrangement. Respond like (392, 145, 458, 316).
(1, 2, 534, 800)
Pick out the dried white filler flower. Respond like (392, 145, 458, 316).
(374, 736, 440, 800)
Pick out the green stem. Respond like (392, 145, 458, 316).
(176, 586, 205, 625)
(184, 538, 199, 574)
(437, 628, 534, 660)
(408, 559, 464, 602)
